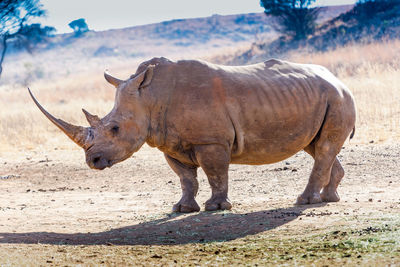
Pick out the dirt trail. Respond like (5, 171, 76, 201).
(0, 142, 399, 265)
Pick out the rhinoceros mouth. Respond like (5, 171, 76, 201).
(89, 157, 113, 170)
(86, 147, 135, 170)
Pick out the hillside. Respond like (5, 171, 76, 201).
(0, 5, 351, 87)
(231, 2, 400, 65)
(309, 1, 400, 51)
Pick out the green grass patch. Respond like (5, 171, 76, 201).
(143, 216, 400, 266)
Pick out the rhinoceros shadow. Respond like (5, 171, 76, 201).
(0, 204, 324, 246)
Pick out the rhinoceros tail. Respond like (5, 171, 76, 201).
(349, 127, 355, 140)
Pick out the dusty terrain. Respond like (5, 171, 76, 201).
(0, 141, 399, 265)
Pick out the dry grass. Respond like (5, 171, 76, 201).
(1, 40, 400, 152)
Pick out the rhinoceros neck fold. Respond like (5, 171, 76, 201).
(146, 104, 168, 149)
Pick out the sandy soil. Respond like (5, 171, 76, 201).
(0, 142, 399, 265)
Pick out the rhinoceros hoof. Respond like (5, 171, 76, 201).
(205, 199, 232, 211)
(321, 190, 340, 202)
(172, 200, 200, 213)
(295, 192, 322, 205)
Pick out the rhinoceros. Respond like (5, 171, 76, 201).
(29, 57, 356, 212)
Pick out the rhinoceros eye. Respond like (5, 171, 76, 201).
(87, 128, 94, 140)
(110, 125, 119, 136)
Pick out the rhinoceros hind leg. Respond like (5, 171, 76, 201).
(164, 154, 200, 213)
(195, 144, 232, 211)
(297, 107, 352, 205)
(321, 158, 344, 202)
(296, 141, 339, 205)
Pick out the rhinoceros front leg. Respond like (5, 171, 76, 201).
(194, 144, 232, 211)
(164, 154, 200, 213)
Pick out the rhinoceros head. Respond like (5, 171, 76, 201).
(29, 65, 155, 170)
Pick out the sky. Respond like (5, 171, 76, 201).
(38, 0, 357, 34)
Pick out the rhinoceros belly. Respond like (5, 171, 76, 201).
(228, 89, 327, 165)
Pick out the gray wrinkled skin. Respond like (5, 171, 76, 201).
(31, 57, 356, 212)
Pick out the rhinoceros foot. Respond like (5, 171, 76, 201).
(205, 198, 232, 211)
(172, 199, 200, 213)
(295, 192, 323, 205)
(321, 189, 340, 202)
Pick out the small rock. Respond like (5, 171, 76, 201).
(0, 175, 20, 180)
(151, 255, 162, 259)
(369, 198, 373, 202)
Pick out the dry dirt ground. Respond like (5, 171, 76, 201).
(0, 142, 399, 266)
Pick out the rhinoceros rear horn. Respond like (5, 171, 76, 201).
(28, 88, 88, 148)
(82, 108, 100, 127)
(104, 71, 123, 87)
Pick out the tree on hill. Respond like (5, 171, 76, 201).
(352, 0, 399, 24)
(0, 0, 55, 78)
(68, 18, 89, 36)
(260, 0, 320, 40)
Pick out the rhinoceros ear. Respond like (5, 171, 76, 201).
(132, 64, 155, 90)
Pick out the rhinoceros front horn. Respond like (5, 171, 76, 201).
(28, 88, 88, 148)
